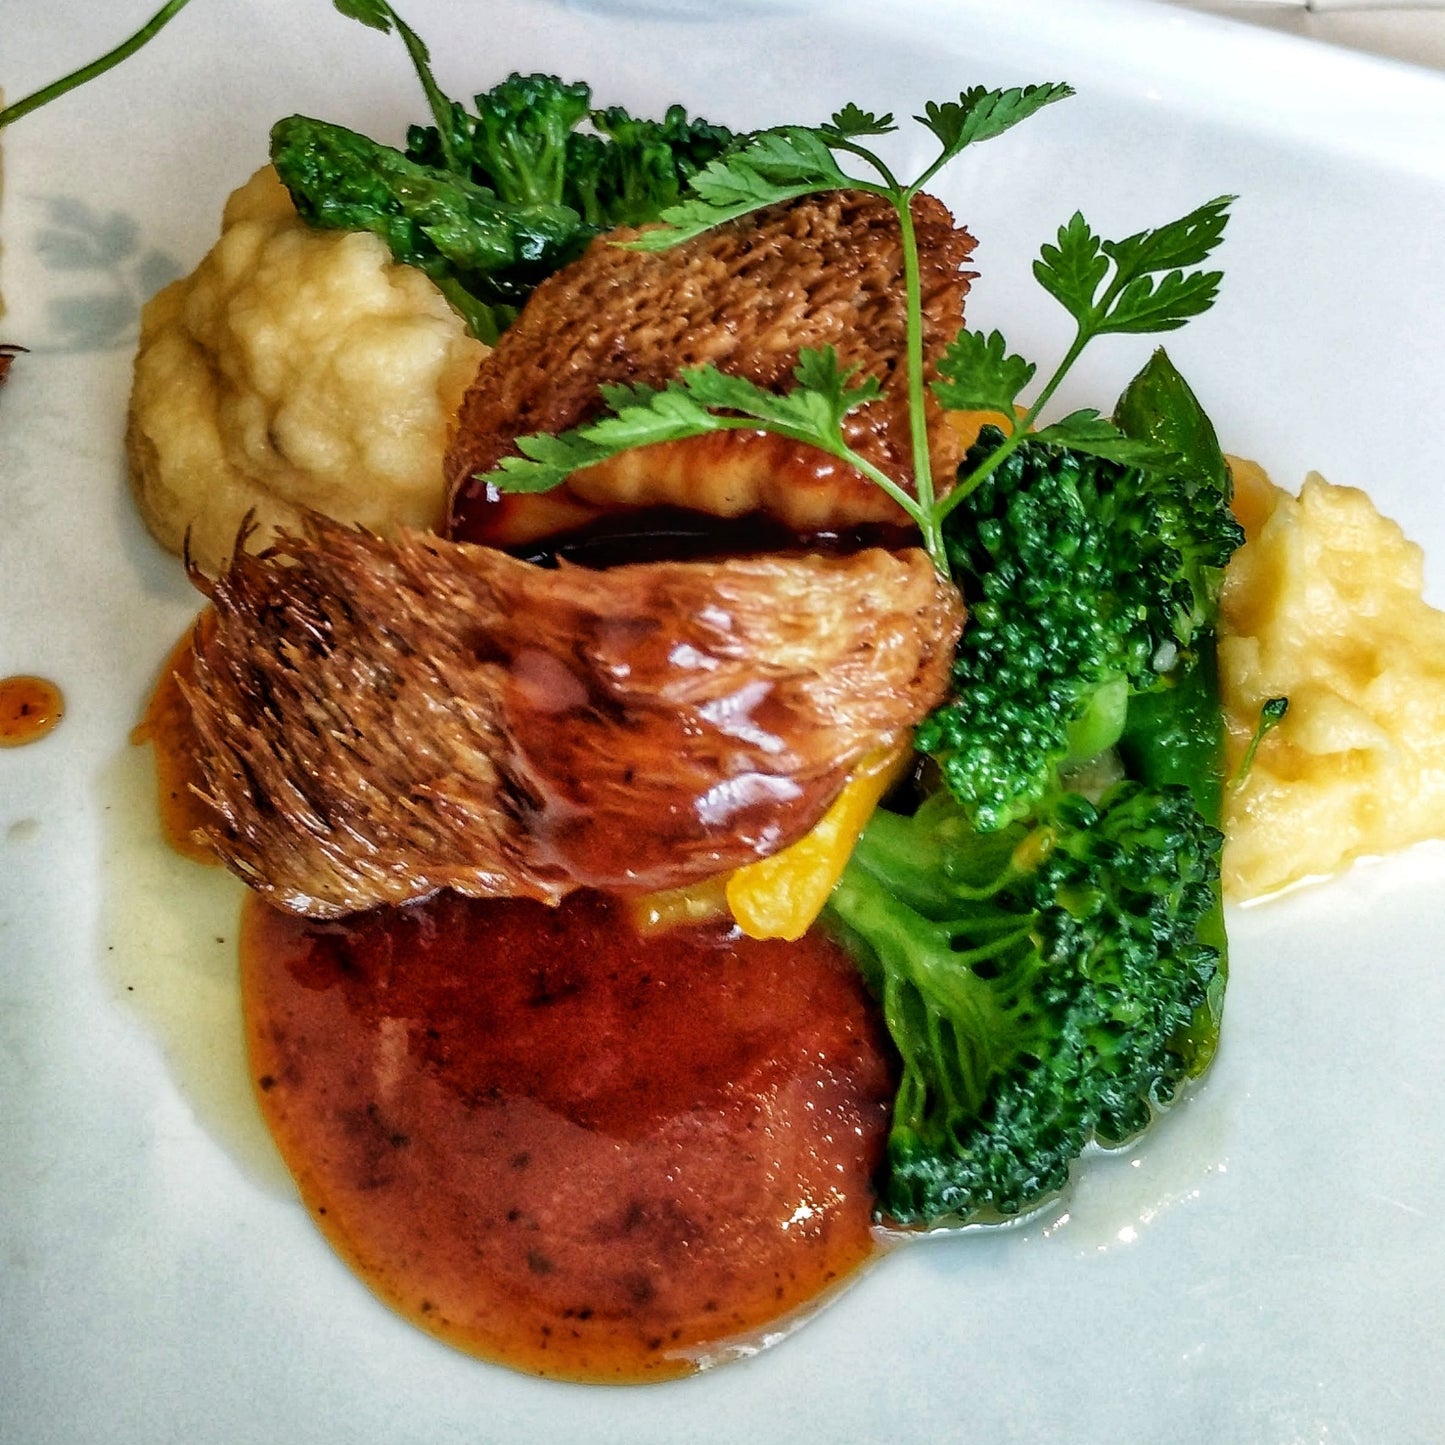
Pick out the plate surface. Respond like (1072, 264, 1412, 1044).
(3, 1, 1444, 1441)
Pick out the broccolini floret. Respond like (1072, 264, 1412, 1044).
(270, 115, 581, 342)
(826, 781, 1223, 1226)
(916, 353, 1243, 830)
(407, 73, 735, 232)
(274, 72, 735, 343)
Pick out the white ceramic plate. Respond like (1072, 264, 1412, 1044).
(4, 1, 1444, 1440)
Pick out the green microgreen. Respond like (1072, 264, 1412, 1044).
(1232, 695, 1289, 787)
(480, 88, 1233, 577)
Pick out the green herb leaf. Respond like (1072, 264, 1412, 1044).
(823, 104, 897, 140)
(1113, 346, 1230, 497)
(1100, 267, 1225, 335)
(1034, 197, 1233, 337)
(486, 348, 891, 498)
(931, 329, 1035, 416)
(916, 83, 1073, 157)
(1030, 409, 1175, 466)
(625, 128, 855, 250)
(1103, 195, 1235, 279)
(331, 0, 394, 32)
(1033, 211, 1111, 321)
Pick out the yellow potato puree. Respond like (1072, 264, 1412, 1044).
(1219, 458, 1445, 899)
(126, 167, 487, 575)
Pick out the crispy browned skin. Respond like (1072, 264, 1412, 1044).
(185, 520, 964, 917)
(447, 191, 976, 546)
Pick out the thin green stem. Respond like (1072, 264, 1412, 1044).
(390, 9, 463, 173)
(909, 145, 959, 198)
(828, 138, 902, 191)
(936, 924, 1034, 968)
(891, 187, 949, 574)
(0, 0, 195, 132)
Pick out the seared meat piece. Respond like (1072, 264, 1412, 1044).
(186, 519, 964, 917)
(447, 190, 976, 547)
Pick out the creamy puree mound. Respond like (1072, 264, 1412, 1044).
(1220, 458, 1445, 899)
(126, 167, 487, 575)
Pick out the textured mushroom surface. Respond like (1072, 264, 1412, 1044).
(447, 190, 976, 546)
(186, 519, 964, 916)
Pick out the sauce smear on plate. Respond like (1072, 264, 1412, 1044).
(242, 889, 896, 1380)
(0, 675, 64, 747)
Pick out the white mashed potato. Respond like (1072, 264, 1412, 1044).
(1219, 459, 1445, 899)
(127, 166, 487, 575)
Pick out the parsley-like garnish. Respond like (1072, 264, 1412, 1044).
(1232, 695, 1290, 787)
(483, 91, 1234, 575)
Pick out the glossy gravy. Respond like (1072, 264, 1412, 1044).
(141, 551, 902, 1381)
(0, 675, 64, 748)
(242, 888, 895, 1381)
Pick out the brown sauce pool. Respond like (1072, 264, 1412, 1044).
(0, 675, 64, 747)
(242, 889, 896, 1381)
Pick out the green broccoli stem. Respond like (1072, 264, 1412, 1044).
(851, 803, 1019, 911)
(0, 0, 196, 132)
(1064, 673, 1129, 763)
(385, 6, 465, 173)
(828, 862, 1031, 1118)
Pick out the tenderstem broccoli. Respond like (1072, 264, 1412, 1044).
(824, 350, 1238, 1228)
(271, 63, 734, 344)
(916, 351, 1243, 831)
(827, 781, 1224, 1225)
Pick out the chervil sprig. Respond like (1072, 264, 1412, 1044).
(931, 194, 1235, 516)
(481, 89, 1233, 578)
(331, 1, 467, 171)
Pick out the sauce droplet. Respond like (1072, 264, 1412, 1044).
(0, 676, 64, 747)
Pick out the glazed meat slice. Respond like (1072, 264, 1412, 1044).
(447, 190, 976, 547)
(185, 519, 964, 917)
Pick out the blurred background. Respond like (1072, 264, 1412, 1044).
(1160, 0, 1445, 68)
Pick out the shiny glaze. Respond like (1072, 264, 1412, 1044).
(243, 889, 896, 1381)
(130, 616, 218, 864)
(451, 430, 905, 549)
(0, 676, 64, 747)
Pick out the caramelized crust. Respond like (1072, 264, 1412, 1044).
(447, 191, 976, 544)
(185, 520, 964, 917)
